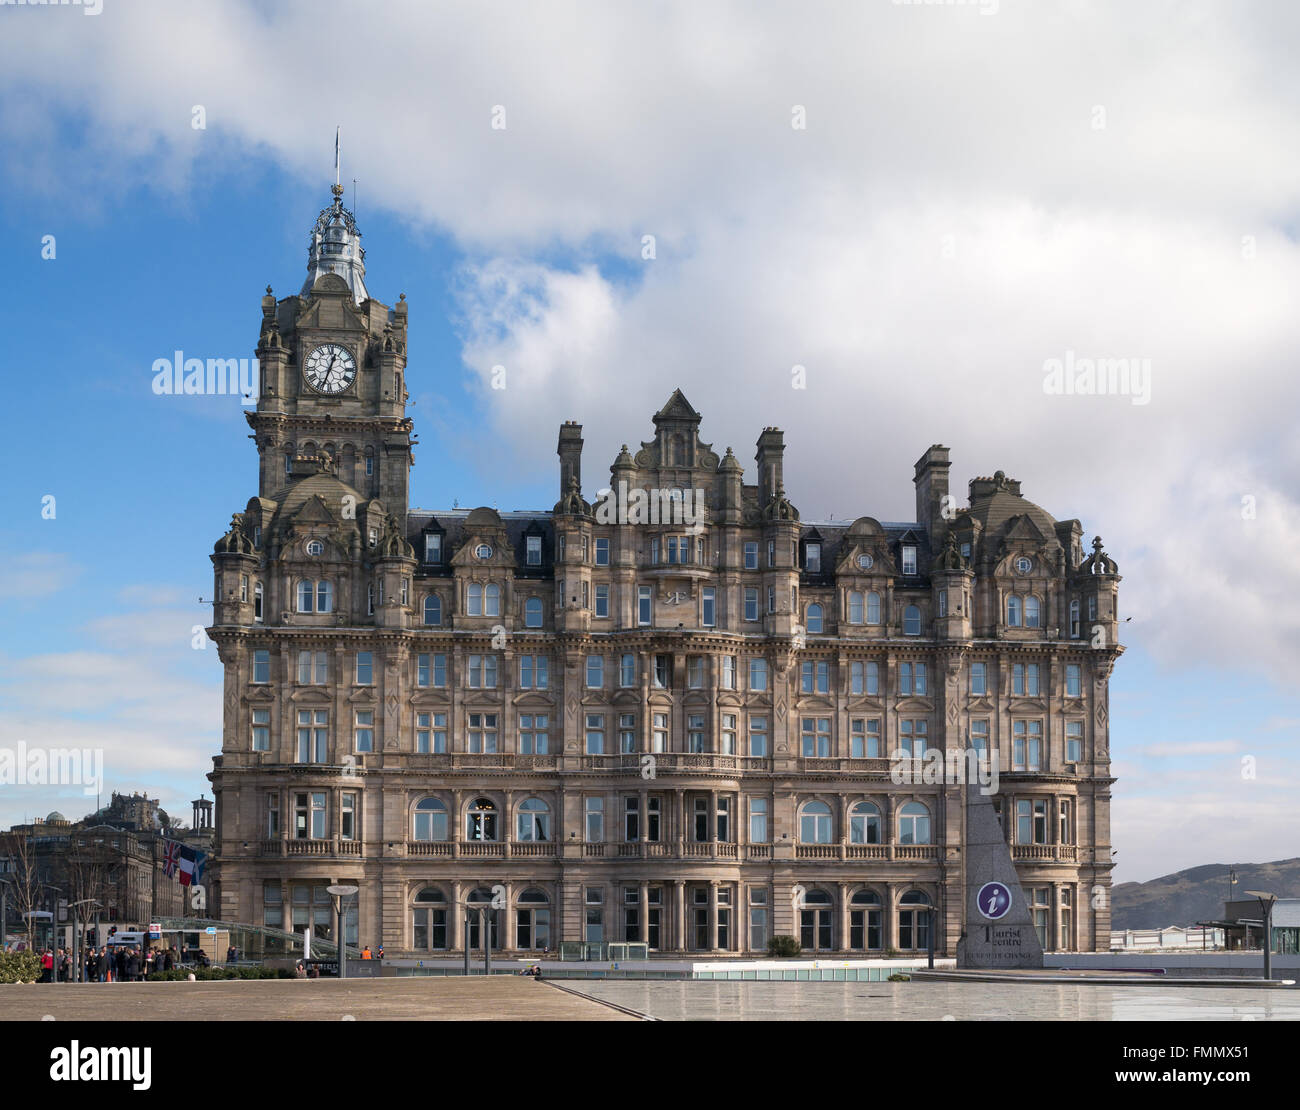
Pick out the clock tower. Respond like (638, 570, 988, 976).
(248, 182, 412, 524)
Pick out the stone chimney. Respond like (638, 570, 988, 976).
(913, 444, 951, 543)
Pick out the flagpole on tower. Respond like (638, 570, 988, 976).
(334, 126, 341, 189)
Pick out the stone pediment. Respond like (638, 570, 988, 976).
(292, 495, 336, 526)
(609, 689, 641, 706)
(845, 695, 884, 712)
(289, 688, 332, 705)
(513, 691, 556, 709)
(895, 696, 934, 713)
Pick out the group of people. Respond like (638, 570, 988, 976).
(38, 944, 187, 983)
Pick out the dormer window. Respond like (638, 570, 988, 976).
(424, 534, 442, 563)
(368, 528, 378, 548)
(805, 543, 821, 573)
(526, 535, 542, 566)
(901, 545, 917, 575)
(253, 525, 262, 548)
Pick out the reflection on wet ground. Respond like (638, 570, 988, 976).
(564, 979, 1300, 1021)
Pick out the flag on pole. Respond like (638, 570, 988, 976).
(192, 850, 207, 885)
(178, 845, 198, 887)
(162, 839, 180, 879)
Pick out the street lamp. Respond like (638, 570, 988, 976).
(326, 885, 358, 979)
(1245, 890, 1277, 980)
(46, 886, 64, 983)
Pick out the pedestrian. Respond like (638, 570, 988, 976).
(99, 947, 110, 982)
(361, 945, 372, 959)
(163, 948, 174, 972)
(115, 945, 127, 982)
(86, 948, 98, 983)
(125, 947, 139, 982)
(59, 948, 71, 982)
(294, 961, 307, 979)
(41, 949, 54, 983)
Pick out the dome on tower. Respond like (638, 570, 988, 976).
(302, 184, 369, 305)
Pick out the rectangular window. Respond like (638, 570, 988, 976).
(652, 712, 669, 753)
(354, 709, 374, 753)
(252, 649, 270, 684)
(899, 662, 913, 696)
(595, 584, 609, 618)
(720, 713, 737, 755)
(585, 714, 605, 755)
(251, 707, 271, 752)
(749, 658, 768, 691)
(340, 792, 357, 840)
(687, 656, 705, 689)
(702, 587, 715, 627)
(767, 585, 776, 614)
(687, 714, 706, 754)
(744, 588, 759, 622)
(586, 655, 604, 689)
(915, 662, 927, 696)
(901, 545, 917, 575)
(1013, 663, 1024, 696)
(595, 537, 609, 566)
(1013, 720, 1043, 770)
(296, 709, 328, 763)
(355, 651, 373, 685)
(654, 655, 670, 688)
(938, 588, 947, 618)
(526, 534, 542, 565)
(619, 713, 636, 755)
(585, 798, 604, 842)
(415, 652, 446, 688)
(767, 539, 775, 568)
(1065, 664, 1081, 697)
(805, 543, 821, 572)
(620, 652, 636, 688)
(899, 719, 927, 759)
(518, 713, 549, 755)
(297, 650, 328, 685)
(970, 719, 990, 758)
(424, 534, 441, 563)
(800, 717, 832, 758)
(721, 655, 736, 690)
(638, 586, 652, 626)
(851, 661, 864, 695)
(265, 797, 279, 839)
(1066, 720, 1083, 763)
(467, 712, 498, 754)
(971, 662, 986, 696)
(415, 711, 447, 754)
(468, 654, 498, 688)
(749, 715, 768, 758)
(744, 541, 759, 569)
(850, 718, 882, 758)
(749, 798, 768, 842)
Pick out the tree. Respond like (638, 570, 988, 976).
(0, 831, 46, 946)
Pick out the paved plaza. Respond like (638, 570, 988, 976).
(3, 977, 1296, 1021)
(0, 976, 634, 1022)
(561, 980, 1300, 1021)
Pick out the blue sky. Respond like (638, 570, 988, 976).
(2, 0, 1298, 885)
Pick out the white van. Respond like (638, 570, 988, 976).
(105, 930, 148, 948)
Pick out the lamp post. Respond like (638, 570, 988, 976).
(326, 884, 358, 979)
(1245, 890, 1277, 980)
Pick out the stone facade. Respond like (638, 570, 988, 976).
(207, 189, 1122, 957)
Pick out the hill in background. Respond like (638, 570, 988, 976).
(1111, 858, 1300, 930)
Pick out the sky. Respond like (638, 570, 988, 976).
(0, 0, 1297, 885)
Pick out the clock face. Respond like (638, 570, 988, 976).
(304, 343, 357, 394)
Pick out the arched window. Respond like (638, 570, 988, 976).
(800, 801, 833, 844)
(467, 583, 483, 616)
(806, 604, 823, 634)
(898, 890, 932, 951)
(516, 797, 551, 842)
(1069, 598, 1081, 638)
(799, 888, 833, 951)
(524, 597, 543, 628)
(1024, 595, 1040, 629)
(866, 592, 881, 625)
(485, 583, 501, 617)
(850, 889, 882, 950)
(899, 802, 932, 845)
(297, 580, 314, 613)
(516, 887, 551, 950)
(848, 591, 863, 624)
(412, 887, 448, 951)
(850, 801, 881, 845)
(466, 798, 498, 842)
(1007, 595, 1022, 627)
(903, 605, 921, 636)
(413, 797, 447, 841)
(423, 595, 442, 626)
(316, 580, 333, 613)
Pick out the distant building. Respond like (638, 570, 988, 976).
(1212, 898, 1300, 954)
